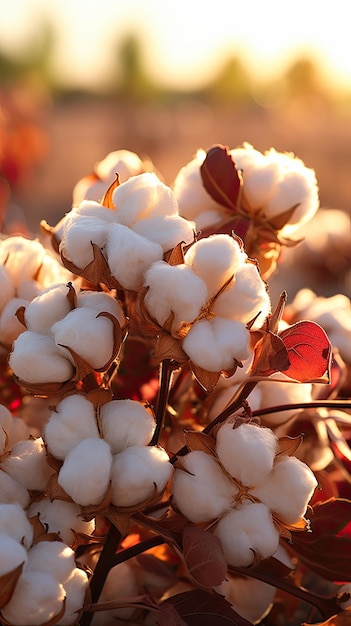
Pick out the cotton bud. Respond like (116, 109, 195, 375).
(0, 265, 15, 310)
(26, 541, 76, 584)
(9, 331, 75, 384)
(44, 394, 99, 460)
(252, 456, 318, 524)
(28, 498, 95, 546)
(0, 297, 28, 345)
(0, 503, 33, 549)
(0, 532, 28, 576)
(110, 445, 173, 507)
(92, 561, 139, 625)
(171, 450, 236, 523)
(214, 502, 280, 567)
(56, 567, 89, 626)
(216, 422, 278, 487)
(0, 470, 30, 508)
(0, 236, 44, 287)
(215, 575, 276, 624)
(1, 437, 54, 491)
(58, 438, 113, 506)
(100, 399, 155, 454)
(24, 284, 76, 334)
(1, 570, 65, 626)
(52, 307, 116, 370)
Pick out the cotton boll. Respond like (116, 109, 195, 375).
(171, 450, 236, 523)
(183, 317, 251, 372)
(71, 200, 117, 222)
(110, 445, 173, 507)
(112, 172, 178, 225)
(106, 222, 163, 291)
(24, 284, 76, 334)
(1, 437, 54, 491)
(258, 374, 313, 427)
(133, 213, 195, 252)
(77, 290, 126, 327)
(0, 236, 44, 287)
(100, 399, 155, 454)
(0, 503, 33, 548)
(91, 561, 139, 625)
(214, 262, 271, 328)
(185, 235, 246, 297)
(26, 541, 76, 584)
(16, 279, 41, 301)
(1, 570, 65, 626)
(53, 307, 115, 370)
(214, 503, 279, 567)
(0, 469, 30, 508)
(6, 418, 32, 450)
(0, 404, 12, 436)
(208, 382, 262, 422)
(0, 264, 15, 311)
(28, 498, 95, 546)
(216, 422, 278, 487)
(36, 252, 73, 289)
(44, 394, 99, 460)
(0, 532, 28, 576)
(252, 456, 317, 524)
(215, 575, 276, 624)
(60, 213, 110, 269)
(9, 331, 74, 384)
(58, 438, 113, 506)
(0, 297, 28, 346)
(95, 149, 144, 182)
(56, 567, 89, 626)
(144, 261, 207, 331)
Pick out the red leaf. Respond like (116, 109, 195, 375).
(200, 145, 241, 211)
(182, 525, 228, 589)
(279, 321, 331, 382)
(163, 589, 253, 625)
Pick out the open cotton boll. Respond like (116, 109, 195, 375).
(144, 261, 207, 331)
(172, 450, 236, 523)
(214, 262, 270, 328)
(0, 297, 28, 345)
(0, 503, 33, 549)
(53, 307, 115, 370)
(1, 570, 65, 626)
(258, 374, 313, 427)
(58, 438, 113, 506)
(184, 235, 246, 297)
(0, 532, 28, 576)
(216, 422, 278, 487)
(214, 503, 280, 567)
(71, 200, 117, 222)
(2, 437, 54, 491)
(36, 252, 73, 289)
(0, 236, 44, 287)
(106, 222, 163, 291)
(95, 149, 144, 181)
(9, 331, 75, 383)
(0, 470, 30, 508)
(0, 264, 15, 311)
(77, 290, 126, 327)
(215, 575, 276, 625)
(27, 541, 76, 584)
(252, 456, 317, 524)
(24, 284, 76, 334)
(133, 214, 195, 252)
(60, 213, 110, 269)
(112, 172, 178, 225)
(28, 498, 95, 546)
(44, 394, 99, 460)
(110, 445, 173, 507)
(92, 561, 139, 625)
(100, 399, 155, 454)
(182, 317, 251, 372)
(56, 567, 89, 626)
(6, 418, 32, 450)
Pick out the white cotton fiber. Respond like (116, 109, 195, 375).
(214, 503, 279, 567)
(56, 567, 89, 626)
(216, 422, 278, 487)
(9, 331, 74, 383)
(106, 222, 163, 291)
(110, 445, 173, 507)
(0, 297, 28, 345)
(171, 450, 235, 523)
(44, 394, 99, 460)
(0, 236, 44, 287)
(58, 437, 112, 506)
(182, 317, 251, 372)
(133, 214, 195, 252)
(100, 399, 155, 454)
(26, 541, 76, 584)
(60, 213, 110, 268)
(0, 503, 33, 549)
(0, 264, 15, 311)
(77, 290, 126, 327)
(16, 279, 41, 301)
(28, 498, 95, 546)
(92, 561, 139, 624)
(112, 172, 178, 225)
(1, 570, 65, 626)
(24, 284, 76, 334)
(0, 403, 12, 435)
(258, 374, 313, 427)
(0, 470, 30, 508)
(73, 199, 117, 221)
(36, 251, 73, 289)
(2, 437, 54, 491)
(0, 532, 28, 576)
(144, 261, 207, 331)
(95, 149, 143, 183)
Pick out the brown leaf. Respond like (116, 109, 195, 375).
(182, 525, 227, 589)
(163, 589, 253, 625)
(152, 330, 189, 366)
(46, 472, 74, 504)
(94, 311, 124, 372)
(165, 242, 186, 266)
(277, 434, 304, 457)
(0, 562, 24, 608)
(101, 174, 120, 209)
(57, 345, 95, 381)
(251, 331, 290, 378)
(189, 362, 221, 393)
(200, 145, 242, 211)
(268, 203, 300, 231)
(66, 281, 77, 310)
(15, 305, 26, 328)
(184, 431, 217, 456)
(11, 373, 77, 399)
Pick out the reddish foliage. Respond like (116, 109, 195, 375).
(182, 525, 228, 589)
(200, 145, 241, 211)
(162, 589, 253, 625)
(279, 320, 332, 382)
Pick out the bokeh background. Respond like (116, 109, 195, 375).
(0, 0, 350, 299)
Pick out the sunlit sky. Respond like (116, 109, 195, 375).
(1, 0, 351, 91)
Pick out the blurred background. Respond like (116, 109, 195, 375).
(0, 0, 350, 294)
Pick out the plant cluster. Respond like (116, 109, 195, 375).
(0, 143, 350, 626)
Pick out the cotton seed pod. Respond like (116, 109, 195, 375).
(60, 211, 111, 269)
(92, 561, 139, 625)
(28, 498, 95, 546)
(9, 331, 75, 384)
(24, 284, 76, 335)
(58, 438, 113, 506)
(216, 422, 278, 487)
(215, 575, 276, 624)
(171, 450, 236, 523)
(1, 437, 54, 491)
(44, 394, 99, 461)
(26, 541, 76, 585)
(52, 307, 116, 370)
(0, 297, 28, 346)
(0, 470, 30, 508)
(110, 445, 173, 508)
(252, 456, 318, 524)
(0, 503, 33, 549)
(214, 502, 280, 567)
(1, 570, 65, 626)
(100, 399, 155, 454)
(0, 265, 15, 311)
(56, 567, 90, 626)
(0, 532, 28, 576)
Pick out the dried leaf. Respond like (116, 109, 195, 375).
(279, 320, 332, 383)
(15, 305, 26, 328)
(11, 373, 77, 399)
(165, 242, 186, 266)
(0, 562, 24, 608)
(277, 434, 304, 457)
(251, 331, 290, 378)
(152, 330, 189, 366)
(182, 525, 227, 589)
(190, 362, 221, 393)
(162, 589, 253, 625)
(184, 431, 217, 456)
(94, 311, 124, 372)
(158, 602, 187, 626)
(101, 174, 120, 209)
(46, 472, 74, 504)
(200, 145, 242, 211)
